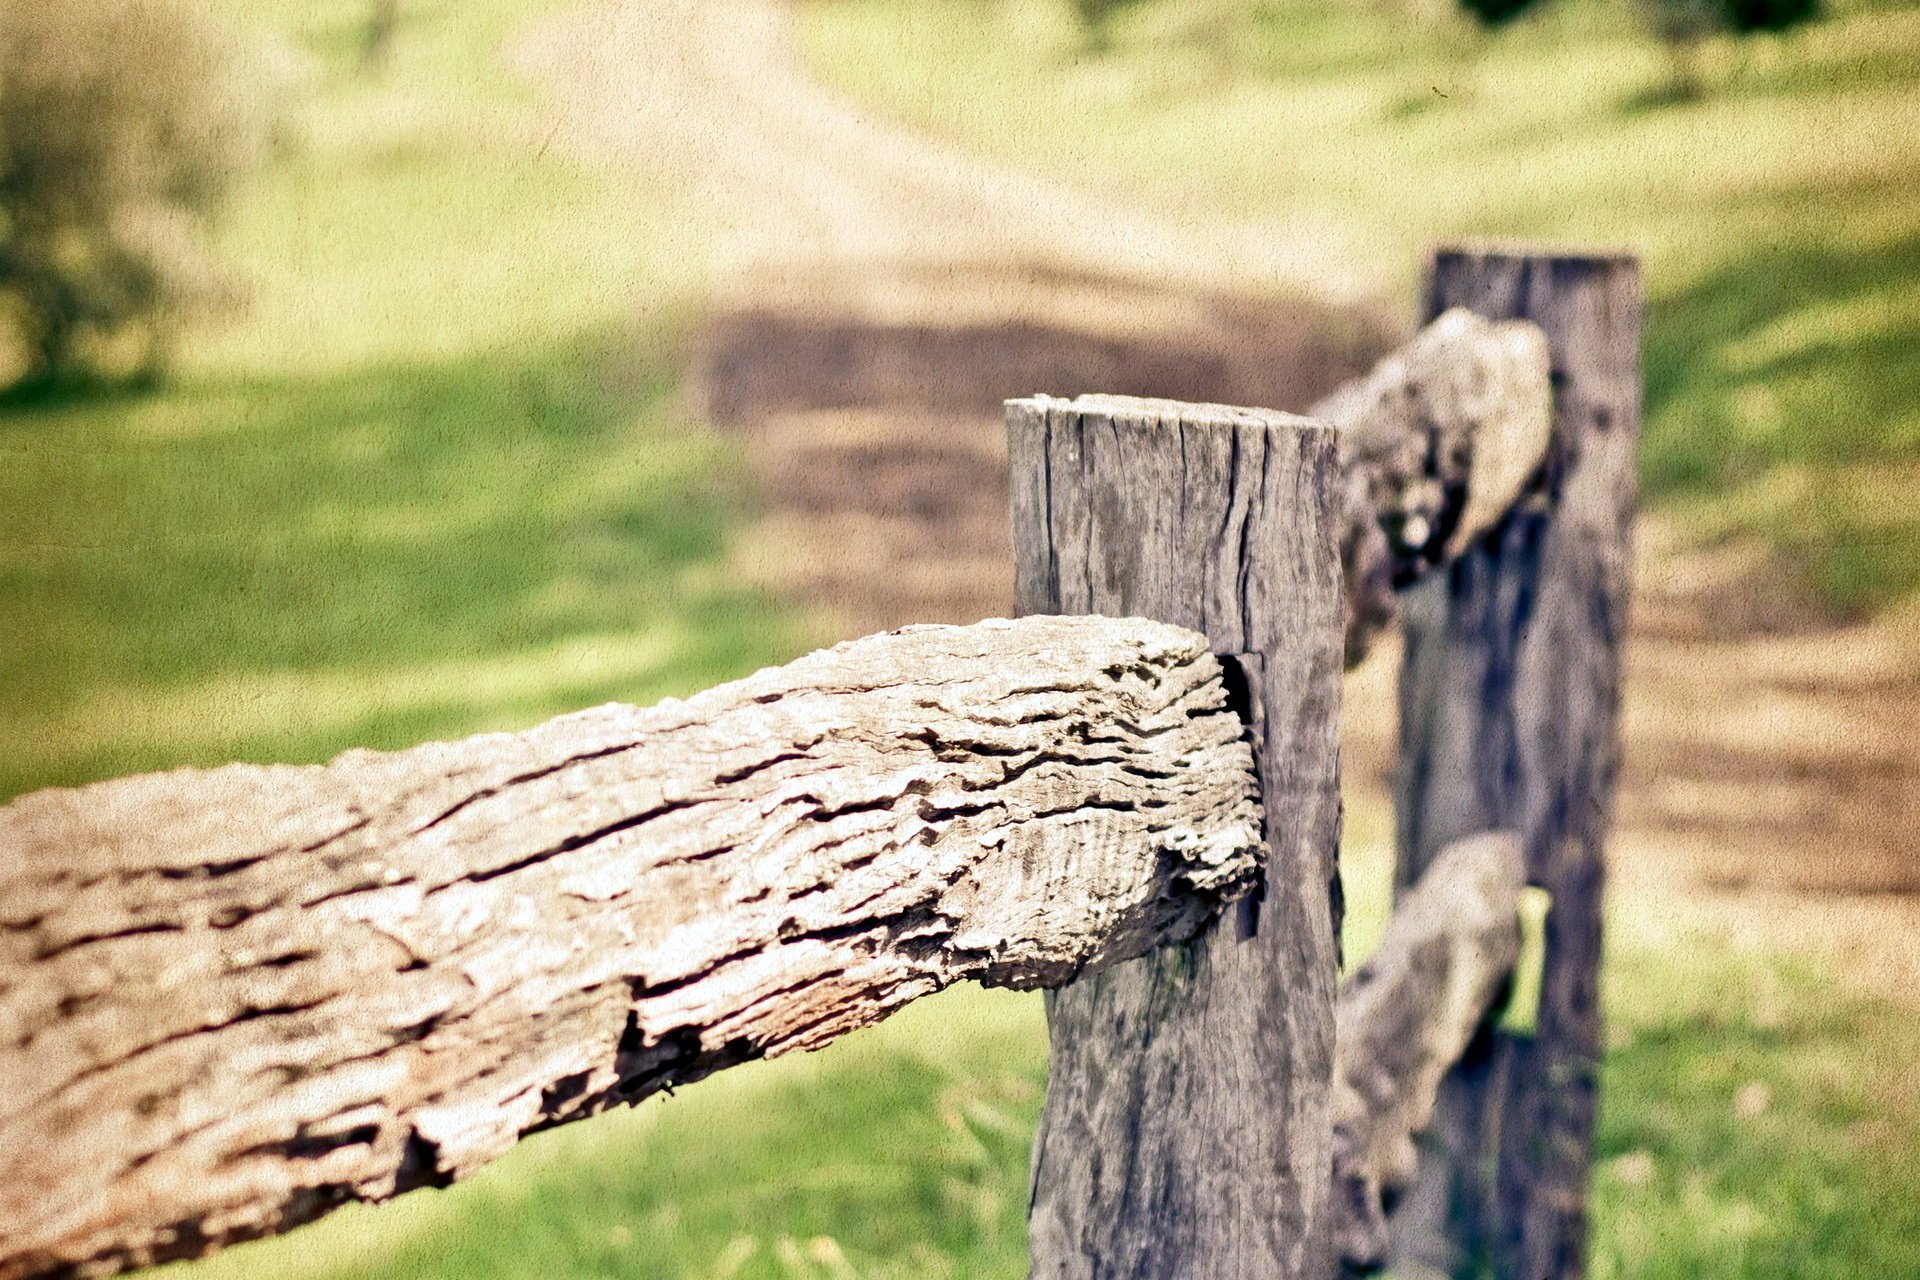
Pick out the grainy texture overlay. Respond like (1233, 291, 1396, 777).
(1009, 394, 1345, 1280)
(1331, 833, 1525, 1274)
(1392, 249, 1642, 1279)
(0, 615, 1265, 1280)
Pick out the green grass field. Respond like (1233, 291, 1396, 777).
(802, 0, 1920, 616)
(4, 2, 1918, 1278)
(0, 0, 814, 801)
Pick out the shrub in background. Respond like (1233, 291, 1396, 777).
(1456, 0, 1550, 28)
(1071, 0, 1151, 51)
(1639, 0, 1822, 99)
(0, 0, 275, 391)
(1442, 0, 1822, 99)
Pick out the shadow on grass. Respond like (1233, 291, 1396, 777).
(700, 262, 1390, 428)
(1612, 16, 1920, 117)
(0, 321, 812, 798)
(1646, 217, 1920, 477)
(0, 369, 162, 414)
(1641, 211, 1920, 613)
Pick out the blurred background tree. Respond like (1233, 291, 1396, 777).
(1069, 0, 1822, 100)
(363, 0, 401, 75)
(0, 0, 274, 392)
(1071, 0, 1149, 51)
(1445, 0, 1827, 101)
(1456, 0, 1549, 28)
(1639, 0, 1823, 99)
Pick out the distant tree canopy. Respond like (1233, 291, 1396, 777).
(0, 0, 274, 391)
(1445, 0, 1822, 100)
(1719, 0, 1823, 33)
(1071, 0, 1150, 47)
(1456, 0, 1550, 29)
(1455, 0, 1820, 34)
(1066, 0, 1822, 55)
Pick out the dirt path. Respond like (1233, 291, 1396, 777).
(510, 0, 1392, 623)
(512, 0, 1920, 1006)
(509, 0, 1370, 302)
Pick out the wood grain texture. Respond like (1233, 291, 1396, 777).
(1391, 248, 1642, 1280)
(0, 615, 1266, 1280)
(1312, 308, 1553, 667)
(1008, 394, 1345, 1280)
(1331, 833, 1524, 1275)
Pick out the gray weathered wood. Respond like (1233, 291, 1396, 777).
(1008, 394, 1345, 1279)
(1331, 833, 1524, 1274)
(0, 615, 1266, 1280)
(1391, 248, 1642, 1280)
(1311, 308, 1553, 668)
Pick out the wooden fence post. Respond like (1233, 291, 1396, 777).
(1008, 395, 1346, 1279)
(1391, 248, 1642, 1279)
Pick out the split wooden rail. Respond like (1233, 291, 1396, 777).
(0, 246, 1639, 1280)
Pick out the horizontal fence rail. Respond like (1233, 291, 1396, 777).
(1312, 307, 1551, 668)
(0, 616, 1265, 1280)
(1331, 832, 1525, 1273)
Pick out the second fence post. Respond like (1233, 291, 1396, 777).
(1008, 395, 1346, 1279)
(1392, 247, 1642, 1280)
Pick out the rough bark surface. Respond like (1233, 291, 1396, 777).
(1008, 394, 1345, 1280)
(1331, 833, 1525, 1275)
(1392, 249, 1641, 1280)
(0, 615, 1267, 1280)
(1312, 307, 1553, 667)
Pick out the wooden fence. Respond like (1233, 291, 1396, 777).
(0, 246, 1639, 1280)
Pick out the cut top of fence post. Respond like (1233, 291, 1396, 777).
(1008, 394, 1342, 653)
(1009, 393, 1345, 1280)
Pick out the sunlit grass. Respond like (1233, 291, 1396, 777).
(801, 0, 1920, 616)
(1593, 905, 1920, 1279)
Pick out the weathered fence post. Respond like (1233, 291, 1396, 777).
(1391, 248, 1642, 1279)
(1008, 395, 1346, 1278)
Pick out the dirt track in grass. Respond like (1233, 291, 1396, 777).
(514, 0, 1920, 1004)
